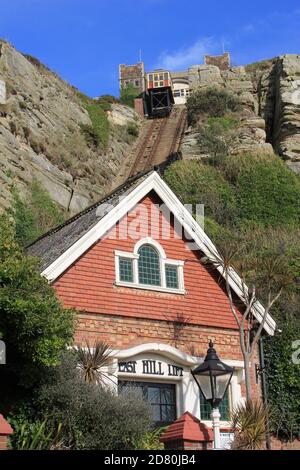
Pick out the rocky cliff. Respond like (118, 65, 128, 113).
(0, 40, 140, 213)
(182, 55, 300, 173)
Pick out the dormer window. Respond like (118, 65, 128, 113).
(115, 238, 185, 294)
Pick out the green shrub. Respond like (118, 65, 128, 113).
(196, 121, 231, 159)
(264, 319, 300, 440)
(187, 87, 241, 124)
(97, 94, 119, 111)
(135, 427, 165, 450)
(79, 123, 100, 147)
(35, 352, 151, 450)
(221, 154, 300, 227)
(127, 122, 139, 138)
(163, 160, 236, 224)
(11, 181, 65, 246)
(120, 83, 139, 108)
(85, 103, 110, 149)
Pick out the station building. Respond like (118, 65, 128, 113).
(118, 53, 231, 107)
(28, 171, 276, 442)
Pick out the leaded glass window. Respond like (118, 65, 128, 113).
(119, 381, 176, 426)
(165, 264, 179, 289)
(138, 245, 161, 286)
(200, 388, 230, 420)
(119, 257, 133, 282)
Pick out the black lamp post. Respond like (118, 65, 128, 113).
(192, 341, 234, 449)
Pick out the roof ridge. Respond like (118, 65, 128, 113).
(26, 168, 155, 248)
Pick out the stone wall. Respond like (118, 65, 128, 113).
(204, 52, 230, 70)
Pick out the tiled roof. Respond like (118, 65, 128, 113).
(27, 170, 154, 272)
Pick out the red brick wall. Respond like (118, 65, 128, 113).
(74, 311, 260, 397)
(0, 436, 8, 451)
(271, 437, 300, 450)
(54, 193, 243, 331)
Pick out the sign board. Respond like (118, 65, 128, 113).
(220, 432, 234, 449)
(118, 358, 184, 378)
(0, 80, 6, 104)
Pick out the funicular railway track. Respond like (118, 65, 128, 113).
(129, 105, 187, 177)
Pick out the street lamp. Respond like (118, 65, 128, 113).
(192, 341, 234, 449)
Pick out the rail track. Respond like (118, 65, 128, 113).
(129, 105, 187, 177)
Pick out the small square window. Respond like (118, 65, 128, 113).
(119, 258, 133, 283)
(165, 265, 179, 289)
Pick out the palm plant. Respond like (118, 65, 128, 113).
(230, 400, 269, 450)
(76, 340, 113, 385)
(11, 419, 63, 450)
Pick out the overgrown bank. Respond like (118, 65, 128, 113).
(164, 87, 300, 441)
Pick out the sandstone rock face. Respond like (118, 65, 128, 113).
(183, 56, 300, 168)
(272, 55, 300, 173)
(0, 41, 139, 213)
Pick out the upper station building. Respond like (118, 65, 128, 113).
(28, 170, 276, 446)
(119, 53, 230, 105)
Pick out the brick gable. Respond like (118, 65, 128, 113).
(54, 192, 241, 330)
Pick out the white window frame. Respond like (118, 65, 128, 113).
(115, 238, 185, 294)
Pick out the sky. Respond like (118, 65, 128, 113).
(0, 0, 300, 97)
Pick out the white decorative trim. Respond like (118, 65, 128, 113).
(115, 281, 186, 295)
(133, 237, 166, 258)
(112, 342, 245, 369)
(114, 238, 185, 293)
(42, 172, 276, 335)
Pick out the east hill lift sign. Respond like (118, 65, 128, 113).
(118, 359, 184, 377)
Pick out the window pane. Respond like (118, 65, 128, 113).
(138, 245, 161, 286)
(119, 381, 176, 426)
(200, 388, 230, 420)
(165, 265, 179, 289)
(119, 257, 133, 282)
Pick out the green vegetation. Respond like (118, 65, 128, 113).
(9, 351, 151, 450)
(187, 87, 241, 124)
(75, 91, 111, 149)
(0, 214, 75, 408)
(231, 400, 269, 450)
(196, 118, 237, 160)
(164, 149, 300, 439)
(84, 102, 110, 149)
(11, 181, 65, 246)
(120, 83, 139, 108)
(9, 419, 63, 450)
(265, 319, 300, 440)
(126, 122, 139, 138)
(96, 94, 120, 112)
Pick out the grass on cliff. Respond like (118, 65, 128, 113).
(75, 91, 112, 150)
(10, 181, 66, 246)
(164, 154, 300, 230)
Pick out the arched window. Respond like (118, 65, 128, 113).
(115, 238, 185, 294)
(138, 244, 161, 286)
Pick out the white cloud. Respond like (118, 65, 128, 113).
(155, 37, 218, 70)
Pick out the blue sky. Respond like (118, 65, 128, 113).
(1, 0, 300, 97)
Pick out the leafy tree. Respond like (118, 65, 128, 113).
(0, 214, 75, 402)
